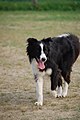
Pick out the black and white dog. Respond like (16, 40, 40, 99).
(26, 33, 80, 106)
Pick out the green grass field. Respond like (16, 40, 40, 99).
(0, 11, 80, 48)
(0, 11, 80, 120)
(0, 0, 80, 11)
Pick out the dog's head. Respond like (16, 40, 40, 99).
(27, 37, 52, 70)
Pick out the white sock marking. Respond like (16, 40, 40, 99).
(62, 81, 68, 97)
(36, 76, 43, 106)
(57, 86, 62, 97)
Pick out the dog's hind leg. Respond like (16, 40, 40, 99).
(57, 77, 63, 97)
(62, 71, 71, 97)
(50, 68, 61, 98)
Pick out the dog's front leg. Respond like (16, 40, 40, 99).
(35, 76, 43, 106)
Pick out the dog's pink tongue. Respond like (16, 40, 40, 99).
(38, 61, 45, 70)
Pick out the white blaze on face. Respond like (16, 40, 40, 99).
(40, 43, 47, 61)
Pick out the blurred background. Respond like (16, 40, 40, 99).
(0, 0, 80, 11)
(0, 1, 80, 120)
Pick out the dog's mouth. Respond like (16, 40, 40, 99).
(37, 60, 45, 70)
(36, 58, 46, 70)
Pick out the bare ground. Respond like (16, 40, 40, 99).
(0, 46, 80, 120)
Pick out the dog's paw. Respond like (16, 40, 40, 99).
(34, 102, 43, 106)
(57, 94, 62, 98)
(62, 91, 67, 97)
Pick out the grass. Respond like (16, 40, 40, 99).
(0, 11, 80, 48)
(0, 11, 80, 120)
(0, 0, 80, 11)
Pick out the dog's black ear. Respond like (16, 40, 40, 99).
(42, 37, 52, 43)
(27, 38, 37, 45)
(46, 37, 52, 41)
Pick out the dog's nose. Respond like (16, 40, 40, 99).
(41, 58, 46, 62)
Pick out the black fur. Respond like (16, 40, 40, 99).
(27, 34, 80, 91)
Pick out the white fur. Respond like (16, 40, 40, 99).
(57, 86, 62, 97)
(40, 43, 47, 61)
(31, 58, 38, 75)
(62, 81, 68, 97)
(46, 68, 52, 75)
(57, 33, 70, 38)
(31, 58, 44, 106)
(35, 76, 43, 106)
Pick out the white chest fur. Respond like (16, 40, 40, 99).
(31, 59, 53, 106)
(31, 59, 52, 76)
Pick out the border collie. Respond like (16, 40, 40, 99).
(26, 33, 80, 106)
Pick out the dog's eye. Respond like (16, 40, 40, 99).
(36, 46, 41, 54)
